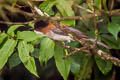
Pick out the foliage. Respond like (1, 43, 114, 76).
(0, 0, 120, 80)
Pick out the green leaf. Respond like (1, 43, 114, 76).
(108, 23, 120, 40)
(70, 52, 92, 80)
(54, 45, 70, 80)
(27, 44, 34, 53)
(17, 31, 40, 42)
(95, 56, 112, 75)
(39, 0, 75, 26)
(39, 37, 55, 64)
(39, 0, 56, 15)
(32, 35, 45, 45)
(18, 41, 39, 77)
(112, 16, 120, 25)
(0, 39, 17, 69)
(0, 33, 7, 45)
(56, 0, 75, 26)
(7, 25, 23, 37)
(31, 48, 40, 58)
(94, 0, 101, 9)
(9, 52, 21, 69)
(94, 66, 113, 80)
(101, 35, 120, 49)
(70, 59, 80, 75)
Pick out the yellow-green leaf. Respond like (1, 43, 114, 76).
(108, 23, 120, 40)
(0, 33, 7, 45)
(95, 56, 112, 75)
(39, 37, 55, 64)
(56, 0, 75, 26)
(18, 41, 39, 77)
(54, 45, 70, 80)
(39, 0, 56, 15)
(7, 25, 23, 37)
(17, 31, 40, 42)
(0, 39, 17, 69)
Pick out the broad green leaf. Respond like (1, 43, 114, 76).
(94, 65, 113, 80)
(7, 25, 23, 37)
(18, 41, 38, 77)
(108, 23, 120, 40)
(101, 35, 120, 49)
(94, 0, 101, 9)
(54, 45, 70, 80)
(31, 48, 40, 58)
(32, 37, 43, 45)
(56, 0, 74, 16)
(39, 37, 55, 64)
(39, 0, 57, 15)
(112, 16, 120, 25)
(9, 52, 21, 69)
(17, 31, 40, 42)
(56, 0, 75, 26)
(0, 33, 7, 45)
(70, 59, 80, 75)
(39, 0, 75, 26)
(95, 56, 112, 75)
(27, 44, 34, 53)
(70, 52, 92, 80)
(0, 39, 17, 69)
(77, 56, 92, 80)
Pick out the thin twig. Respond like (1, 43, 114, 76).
(93, 8, 98, 48)
(74, 3, 94, 13)
(0, 20, 34, 25)
(63, 47, 88, 59)
(5, 5, 34, 17)
(50, 9, 120, 21)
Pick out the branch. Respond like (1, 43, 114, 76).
(70, 33, 120, 67)
(50, 9, 120, 21)
(5, 5, 34, 17)
(0, 20, 34, 25)
(63, 47, 88, 59)
(95, 49, 120, 66)
(55, 42, 89, 59)
(73, 3, 94, 13)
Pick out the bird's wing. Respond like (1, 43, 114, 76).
(64, 27, 88, 38)
(51, 27, 88, 38)
(50, 28, 65, 35)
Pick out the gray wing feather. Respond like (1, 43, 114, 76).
(51, 28, 64, 35)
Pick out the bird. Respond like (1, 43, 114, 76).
(34, 20, 74, 42)
(33, 20, 111, 49)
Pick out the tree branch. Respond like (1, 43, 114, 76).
(0, 20, 34, 25)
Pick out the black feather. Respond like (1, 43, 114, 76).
(34, 20, 49, 29)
